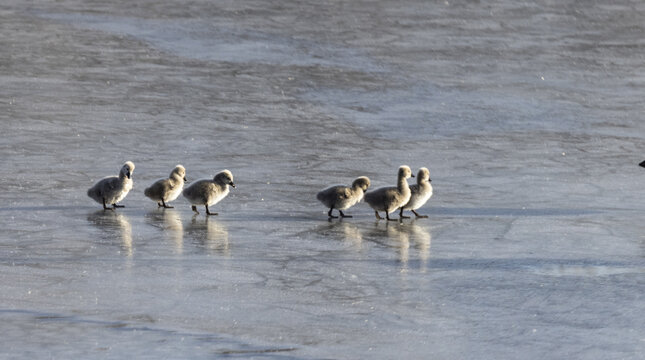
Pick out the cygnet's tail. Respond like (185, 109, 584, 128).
(87, 185, 99, 201)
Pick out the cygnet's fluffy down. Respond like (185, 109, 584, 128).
(87, 161, 135, 210)
(182, 170, 235, 215)
(400, 167, 432, 218)
(144, 165, 187, 208)
(364, 165, 414, 221)
(317, 176, 370, 218)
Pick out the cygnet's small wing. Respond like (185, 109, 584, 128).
(145, 178, 169, 200)
(317, 185, 344, 208)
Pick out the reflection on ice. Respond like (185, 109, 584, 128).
(405, 222, 432, 272)
(186, 216, 230, 256)
(308, 220, 364, 250)
(337, 221, 363, 250)
(87, 211, 133, 257)
(145, 209, 184, 254)
(366, 221, 431, 272)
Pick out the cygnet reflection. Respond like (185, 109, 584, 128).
(186, 216, 230, 255)
(368, 220, 432, 272)
(386, 222, 410, 268)
(403, 221, 432, 272)
(367, 221, 410, 267)
(87, 210, 133, 257)
(145, 208, 184, 254)
(308, 219, 364, 250)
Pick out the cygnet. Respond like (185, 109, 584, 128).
(87, 161, 135, 210)
(316, 176, 370, 218)
(364, 165, 414, 221)
(400, 167, 432, 218)
(144, 165, 187, 208)
(182, 170, 235, 215)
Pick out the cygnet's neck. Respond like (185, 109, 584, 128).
(170, 173, 184, 184)
(397, 174, 410, 193)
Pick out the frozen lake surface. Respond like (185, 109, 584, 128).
(2, 0, 645, 358)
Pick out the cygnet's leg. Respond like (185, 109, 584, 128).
(161, 199, 174, 209)
(102, 198, 114, 211)
(411, 210, 428, 218)
(374, 211, 383, 220)
(191, 205, 200, 215)
(386, 212, 398, 221)
(339, 210, 352, 218)
(399, 208, 411, 219)
(157, 202, 163, 208)
(205, 205, 218, 216)
(328, 208, 339, 219)
(112, 203, 125, 209)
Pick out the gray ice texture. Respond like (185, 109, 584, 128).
(1, 1, 645, 359)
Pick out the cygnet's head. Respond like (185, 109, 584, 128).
(398, 165, 413, 179)
(352, 176, 370, 192)
(171, 165, 187, 181)
(214, 170, 235, 188)
(121, 161, 135, 179)
(417, 167, 431, 183)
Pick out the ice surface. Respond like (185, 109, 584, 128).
(1, 0, 645, 359)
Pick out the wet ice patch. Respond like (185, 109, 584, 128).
(528, 264, 645, 277)
(425, 207, 600, 217)
(35, 12, 385, 71)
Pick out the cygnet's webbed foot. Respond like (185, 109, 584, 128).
(191, 205, 200, 215)
(339, 210, 352, 218)
(374, 211, 383, 220)
(399, 208, 411, 219)
(112, 204, 125, 208)
(205, 205, 218, 216)
(411, 210, 428, 218)
(327, 208, 339, 219)
(385, 213, 398, 222)
(102, 199, 114, 211)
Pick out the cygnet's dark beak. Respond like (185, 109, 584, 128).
(429, 179, 432, 183)
(411, 174, 415, 177)
(639, 160, 645, 168)
(230, 182, 236, 188)
(183, 176, 187, 182)
(126, 171, 131, 179)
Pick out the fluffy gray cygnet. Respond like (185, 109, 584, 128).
(87, 161, 135, 210)
(144, 165, 187, 208)
(316, 176, 370, 218)
(182, 170, 235, 216)
(364, 165, 414, 221)
(399, 167, 432, 219)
